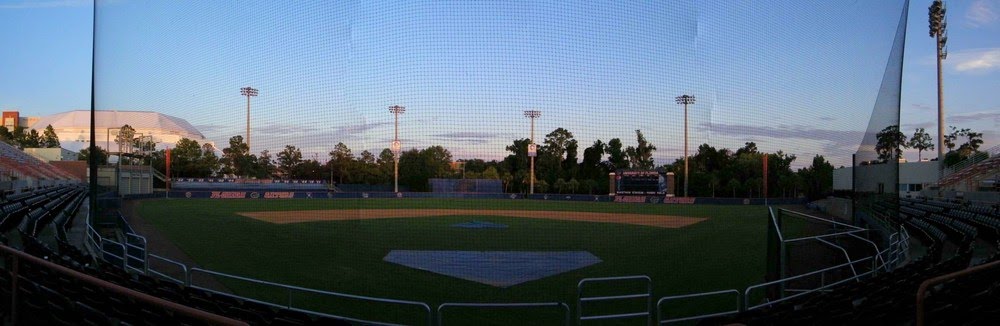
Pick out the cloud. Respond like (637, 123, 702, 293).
(432, 132, 508, 144)
(910, 103, 933, 112)
(0, 0, 90, 9)
(699, 122, 863, 143)
(948, 48, 1000, 74)
(901, 121, 935, 130)
(947, 110, 1000, 125)
(257, 124, 322, 136)
(818, 116, 836, 122)
(966, 0, 998, 27)
(334, 121, 392, 135)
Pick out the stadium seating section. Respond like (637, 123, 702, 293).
(0, 185, 350, 325)
(0, 142, 78, 184)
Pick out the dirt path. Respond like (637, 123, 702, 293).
(239, 209, 706, 229)
(123, 200, 232, 293)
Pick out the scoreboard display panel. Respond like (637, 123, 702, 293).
(615, 170, 666, 195)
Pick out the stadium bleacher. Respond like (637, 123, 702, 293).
(700, 197, 999, 325)
(1, 185, 351, 325)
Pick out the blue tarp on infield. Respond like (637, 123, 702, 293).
(383, 250, 601, 287)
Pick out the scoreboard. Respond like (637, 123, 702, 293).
(615, 170, 668, 195)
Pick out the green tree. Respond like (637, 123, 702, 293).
(607, 138, 628, 170)
(943, 126, 964, 151)
(11, 126, 27, 149)
(221, 135, 256, 177)
(798, 155, 834, 200)
(168, 138, 216, 177)
(726, 178, 741, 198)
(875, 125, 907, 163)
(377, 148, 395, 184)
(907, 128, 934, 161)
(553, 178, 567, 193)
(0, 126, 11, 144)
(625, 129, 656, 169)
(26, 129, 41, 148)
(41, 125, 60, 148)
(958, 130, 984, 156)
(277, 145, 303, 179)
(328, 142, 355, 183)
(567, 178, 580, 194)
(78, 147, 109, 165)
(257, 149, 276, 178)
(482, 166, 500, 179)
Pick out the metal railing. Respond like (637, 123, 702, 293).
(188, 268, 433, 326)
(0, 244, 247, 325)
(744, 256, 876, 310)
(437, 302, 571, 326)
(656, 289, 741, 324)
(124, 233, 148, 274)
(916, 259, 1000, 326)
(577, 275, 652, 324)
(148, 253, 188, 285)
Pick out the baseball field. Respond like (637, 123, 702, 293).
(133, 198, 770, 325)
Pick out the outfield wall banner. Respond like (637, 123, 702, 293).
(164, 190, 806, 205)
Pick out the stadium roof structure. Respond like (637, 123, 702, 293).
(30, 110, 206, 139)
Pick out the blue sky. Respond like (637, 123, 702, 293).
(0, 0, 997, 169)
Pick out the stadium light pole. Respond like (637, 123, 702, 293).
(389, 105, 405, 193)
(524, 110, 541, 194)
(240, 86, 259, 149)
(676, 95, 695, 198)
(929, 0, 947, 179)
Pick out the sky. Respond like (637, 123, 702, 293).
(0, 0, 997, 169)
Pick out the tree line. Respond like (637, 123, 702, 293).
(75, 125, 850, 198)
(0, 125, 61, 149)
(875, 125, 985, 166)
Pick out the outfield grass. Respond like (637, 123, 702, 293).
(135, 199, 769, 325)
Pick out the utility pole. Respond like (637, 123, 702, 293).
(929, 0, 948, 179)
(524, 110, 541, 194)
(676, 95, 695, 197)
(240, 86, 259, 149)
(389, 105, 405, 193)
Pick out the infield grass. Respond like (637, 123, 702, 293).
(135, 198, 769, 325)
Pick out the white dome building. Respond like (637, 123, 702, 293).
(29, 110, 212, 152)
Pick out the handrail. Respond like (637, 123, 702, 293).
(148, 253, 189, 285)
(577, 275, 652, 324)
(783, 229, 868, 243)
(847, 233, 885, 270)
(777, 208, 864, 231)
(0, 244, 247, 325)
(816, 238, 859, 279)
(745, 256, 875, 310)
(189, 268, 433, 326)
(437, 302, 571, 326)
(768, 207, 784, 242)
(656, 289, 741, 324)
(916, 259, 1000, 326)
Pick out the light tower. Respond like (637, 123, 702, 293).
(240, 86, 259, 148)
(929, 0, 947, 178)
(676, 95, 695, 197)
(389, 105, 406, 193)
(523, 110, 541, 194)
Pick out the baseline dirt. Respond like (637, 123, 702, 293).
(238, 209, 706, 229)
